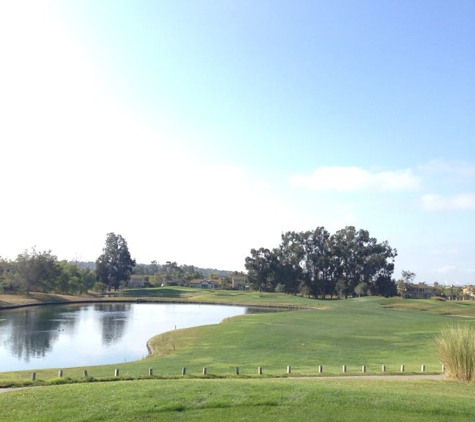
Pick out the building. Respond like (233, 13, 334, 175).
(232, 275, 249, 290)
(128, 275, 147, 288)
(405, 283, 435, 299)
(188, 279, 219, 289)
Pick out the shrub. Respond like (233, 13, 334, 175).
(93, 281, 107, 294)
(436, 324, 475, 382)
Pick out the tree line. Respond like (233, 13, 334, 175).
(0, 232, 232, 295)
(0, 233, 134, 295)
(245, 226, 397, 298)
(0, 248, 96, 295)
(93, 234, 221, 291)
(132, 261, 235, 287)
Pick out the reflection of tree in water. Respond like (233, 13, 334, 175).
(95, 303, 131, 345)
(2, 306, 77, 363)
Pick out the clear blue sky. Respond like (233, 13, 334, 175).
(1, 1, 474, 284)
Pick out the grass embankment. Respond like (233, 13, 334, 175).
(2, 378, 475, 421)
(0, 288, 319, 309)
(0, 292, 101, 309)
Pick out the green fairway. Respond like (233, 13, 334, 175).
(1, 378, 475, 421)
(121, 286, 322, 307)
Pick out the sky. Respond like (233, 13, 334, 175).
(1, 1, 474, 284)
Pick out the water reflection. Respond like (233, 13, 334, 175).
(0, 307, 78, 362)
(0, 303, 250, 371)
(94, 303, 131, 345)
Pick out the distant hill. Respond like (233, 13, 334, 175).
(70, 261, 95, 271)
(198, 267, 232, 277)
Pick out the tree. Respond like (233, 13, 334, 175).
(55, 261, 82, 294)
(369, 274, 397, 297)
(0, 257, 11, 292)
(354, 282, 368, 297)
(12, 248, 59, 293)
(332, 227, 370, 299)
(244, 248, 278, 292)
(245, 225, 397, 299)
(364, 241, 397, 297)
(396, 279, 407, 298)
(95, 233, 136, 291)
(335, 279, 347, 299)
(81, 267, 96, 292)
(277, 231, 305, 295)
(93, 281, 107, 294)
(401, 270, 416, 285)
(301, 227, 332, 299)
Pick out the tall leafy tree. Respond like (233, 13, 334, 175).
(55, 261, 95, 294)
(301, 227, 333, 299)
(245, 225, 397, 299)
(244, 248, 278, 292)
(332, 226, 361, 299)
(365, 240, 397, 297)
(401, 270, 416, 285)
(397, 270, 415, 298)
(277, 232, 305, 294)
(95, 233, 136, 291)
(13, 248, 59, 293)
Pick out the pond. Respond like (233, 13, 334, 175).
(0, 303, 250, 372)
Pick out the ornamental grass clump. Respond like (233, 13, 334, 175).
(436, 324, 475, 382)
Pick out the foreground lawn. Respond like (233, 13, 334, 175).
(1, 378, 475, 421)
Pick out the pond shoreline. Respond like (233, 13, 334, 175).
(0, 302, 255, 373)
(0, 294, 315, 312)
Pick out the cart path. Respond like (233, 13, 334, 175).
(0, 387, 31, 394)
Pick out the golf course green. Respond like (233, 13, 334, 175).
(1, 288, 475, 421)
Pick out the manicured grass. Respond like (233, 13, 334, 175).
(1, 378, 475, 421)
(379, 297, 475, 317)
(123, 287, 321, 307)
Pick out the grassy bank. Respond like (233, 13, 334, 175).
(0, 292, 101, 309)
(2, 378, 475, 421)
(0, 288, 319, 310)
